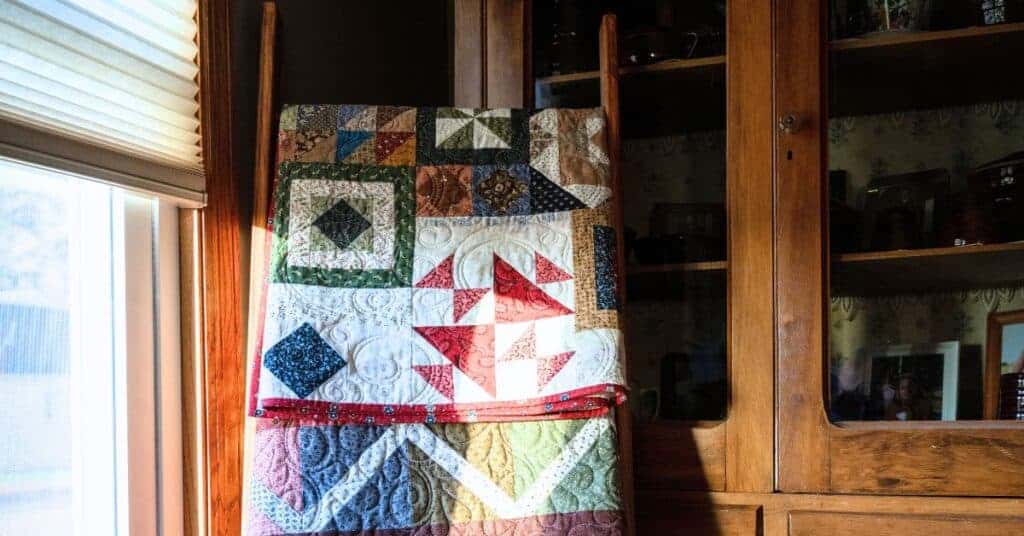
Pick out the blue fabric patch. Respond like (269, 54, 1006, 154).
(263, 323, 346, 398)
(298, 425, 412, 531)
(472, 164, 530, 216)
(593, 225, 618, 310)
(337, 105, 369, 129)
(528, 167, 586, 213)
(335, 130, 373, 161)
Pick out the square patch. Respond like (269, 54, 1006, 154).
(416, 165, 473, 217)
(472, 164, 530, 216)
(272, 162, 414, 288)
(336, 105, 417, 166)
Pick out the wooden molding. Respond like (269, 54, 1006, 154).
(453, 0, 485, 107)
(179, 209, 205, 536)
(725, 0, 776, 493)
(773, 0, 831, 493)
(194, 0, 245, 534)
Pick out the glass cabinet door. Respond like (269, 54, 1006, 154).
(532, 0, 732, 491)
(826, 4, 1024, 424)
(775, 0, 1024, 496)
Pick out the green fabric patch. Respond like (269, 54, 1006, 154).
(279, 104, 298, 131)
(506, 420, 585, 498)
(271, 162, 414, 288)
(438, 122, 474, 150)
(476, 116, 513, 146)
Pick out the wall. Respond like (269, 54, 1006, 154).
(230, 0, 453, 330)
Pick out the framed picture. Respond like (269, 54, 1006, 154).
(859, 341, 960, 421)
(985, 309, 1024, 419)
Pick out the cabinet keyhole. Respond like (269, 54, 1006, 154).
(787, 150, 793, 160)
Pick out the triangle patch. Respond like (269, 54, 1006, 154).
(376, 132, 414, 163)
(415, 255, 454, 289)
(493, 254, 573, 323)
(342, 106, 377, 131)
(528, 168, 587, 213)
(537, 351, 575, 389)
(413, 325, 496, 397)
(453, 288, 489, 323)
(335, 131, 373, 161)
(499, 324, 535, 361)
(534, 252, 573, 283)
(379, 108, 416, 132)
(413, 364, 454, 400)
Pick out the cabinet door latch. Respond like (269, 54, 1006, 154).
(778, 114, 801, 134)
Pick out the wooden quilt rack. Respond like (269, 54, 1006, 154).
(243, 4, 633, 534)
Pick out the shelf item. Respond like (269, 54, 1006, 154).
(830, 23, 1024, 116)
(832, 241, 1024, 295)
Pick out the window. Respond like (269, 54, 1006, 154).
(0, 158, 182, 535)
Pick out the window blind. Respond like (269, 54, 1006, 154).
(0, 0, 205, 205)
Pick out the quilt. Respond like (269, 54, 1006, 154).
(247, 417, 624, 535)
(249, 104, 627, 423)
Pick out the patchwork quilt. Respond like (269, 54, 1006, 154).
(250, 104, 628, 423)
(247, 417, 624, 535)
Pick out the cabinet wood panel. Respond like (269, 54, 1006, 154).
(829, 425, 1024, 496)
(633, 422, 726, 490)
(637, 501, 761, 536)
(789, 511, 1024, 536)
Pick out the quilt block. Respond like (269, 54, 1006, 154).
(247, 417, 624, 536)
(251, 105, 627, 423)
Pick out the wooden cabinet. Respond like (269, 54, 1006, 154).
(453, 1, 1024, 533)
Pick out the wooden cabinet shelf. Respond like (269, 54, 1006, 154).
(535, 55, 726, 136)
(832, 241, 1024, 295)
(830, 23, 1024, 117)
(536, 55, 726, 86)
(627, 260, 728, 274)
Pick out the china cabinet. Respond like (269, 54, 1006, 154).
(454, 1, 1024, 534)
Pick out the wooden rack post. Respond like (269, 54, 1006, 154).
(240, 3, 277, 534)
(599, 13, 636, 536)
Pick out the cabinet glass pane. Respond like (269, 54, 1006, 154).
(533, 0, 728, 423)
(827, 3, 1024, 421)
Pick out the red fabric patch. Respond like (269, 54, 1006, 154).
(534, 252, 573, 283)
(499, 324, 535, 361)
(375, 131, 414, 162)
(538, 351, 575, 389)
(415, 255, 454, 288)
(412, 364, 455, 400)
(493, 254, 573, 323)
(414, 325, 496, 396)
(453, 288, 489, 322)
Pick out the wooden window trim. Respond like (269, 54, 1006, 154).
(181, 1, 246, 535)
(774, 0, 1024, 497)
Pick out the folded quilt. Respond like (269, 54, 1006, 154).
(250, 104, 627, 422)
(247, 417, 624, 535)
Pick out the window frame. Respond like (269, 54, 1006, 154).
(0, 158, 185, 535)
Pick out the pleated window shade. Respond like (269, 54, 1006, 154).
(0, 0, 205, 205)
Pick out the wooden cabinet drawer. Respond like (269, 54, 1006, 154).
(789, 511, 1024, 536)
(637, 502, 761, 536)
